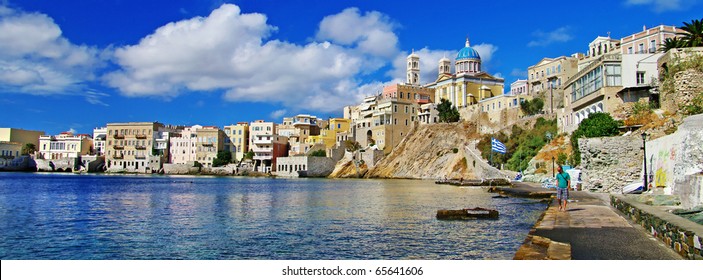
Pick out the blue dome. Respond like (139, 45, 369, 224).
(456, 46, 481, 60)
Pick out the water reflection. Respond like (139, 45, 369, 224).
(0, 173, 545, 259)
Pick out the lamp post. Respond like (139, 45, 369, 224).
(641, 132, 648, 192)
(552, 156, 555, 178)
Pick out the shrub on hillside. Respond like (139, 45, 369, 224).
(570, 112, 622, 166)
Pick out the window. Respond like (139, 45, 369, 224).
(628, 46, 633, 54)
(650, 40, 656, 53)
(636, 72, 646, 85)
(605, 64, 622, 86)
(638, 43, 644, 53)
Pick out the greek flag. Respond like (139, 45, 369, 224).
(491, 138, 507, 154)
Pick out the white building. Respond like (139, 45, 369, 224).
(92, 127, 107, 156)
(38, 132, 92, 160)
(169, 125, 200, 165)
(510, 79, 528, 96)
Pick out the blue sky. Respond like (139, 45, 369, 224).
(0, 0, 700, 135)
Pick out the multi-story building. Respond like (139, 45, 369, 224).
(92, 127, 107, 156)
(194, 126, 225, 167)
(278, 114, 321, 155)
(37, 132, 92, 160)
(0, 128, 44, 148)
(526, 56, 579, 112)
(426, 39, 504, 108)
(621, 25, 678, 55)
(105, 122, 165, 173)
(558, 25, 675, 133)
(169, 125, 199, 165)
(351, 94, 418, 154)
(306, 118, 351, 149)
(0, 142, 22, 167)
(381, 83, 434, 105)
(510, 79, 528, 96)
(249, 120, 277, 153)
(251, 134, 288, 173)
(223, 122, 249, 161)
(0, 128, 44, 166)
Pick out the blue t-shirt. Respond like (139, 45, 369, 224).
(556, 172, 570, 189)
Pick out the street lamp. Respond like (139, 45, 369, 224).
(641, 132, 648, 192)
(552, 156, 555, 177)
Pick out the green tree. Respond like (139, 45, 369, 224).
(21, 143, 36, 155)
(570, 112, 622, 166)
(679, 18, 703, 47)
(212, 151, 232, 167)
(520, 98, 544, 116)
(244, 150, 254, 160)
(310, 150, 326, 157)
(437, 98, 460, 123)
(659, 37, 688, 52)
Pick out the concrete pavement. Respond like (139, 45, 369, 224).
(512, 182, 683, 260)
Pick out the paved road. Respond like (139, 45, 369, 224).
(514, 182, 682, 260)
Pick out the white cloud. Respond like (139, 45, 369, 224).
(0, 5, 101, 94)
(269, 109, 287, 120)
(624, 0, 698, 12)
(68, 128, 77, 134)
(527, 26, 573, 47)
(386, 43, 499, 85)
(105, 4, 399, 113)
(316, 7, 398, 58)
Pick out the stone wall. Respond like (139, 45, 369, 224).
(163, 163, 200, 175)
(662, 68, 703, 115)
(579, 135, 643, 192)
(360, 149, 384, 168)
(35, 158, 78, 172)
(646, 114, 703, 208)
(611, 194, 703, 260)
(274, 156, 336, 178)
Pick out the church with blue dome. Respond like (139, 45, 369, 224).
(421, 38, 505, 109)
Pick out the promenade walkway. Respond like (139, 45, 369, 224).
(512, 182, 683, 260)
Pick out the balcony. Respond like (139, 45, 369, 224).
(135, 145, 146, 150)
(201, 142, 214, 146)
(113, 134, 124, 139)
(253, 155, 272, 161)
(253, 138, 272, 145)
(135, 155, 146, 159)
(113, 145, 124, 150)
(113, 154, 124, 159)
(252, 147, 273, 153)
(136, 134, 147, 139)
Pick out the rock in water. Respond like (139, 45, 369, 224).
(436, 207, 499, 220)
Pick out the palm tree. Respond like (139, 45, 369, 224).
(659, 37, 688, 52)
(678, 18, 703, 47)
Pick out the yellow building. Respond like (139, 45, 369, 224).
(306, 118, 351, 149)
(195, 126, 226, 167)
(0, 128, 44, 148)
(223, 122, 249, 161)
(426, 38, 504, 108)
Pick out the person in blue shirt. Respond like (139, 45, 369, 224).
(555, 165, 571, 212)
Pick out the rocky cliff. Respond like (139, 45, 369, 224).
(360, 122, 505, 180)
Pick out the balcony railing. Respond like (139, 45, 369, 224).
(113, 134, 124, 139)
(113, 145, 124, 150)
(136, 134, 147, 139)
(135, 145, 146, 150)
(113, 154, 124, 159)
(201, 142, 214, 146)
(135, 155, 146, 159)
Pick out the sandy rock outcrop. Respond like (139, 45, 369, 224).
(364, 122, 482, 179)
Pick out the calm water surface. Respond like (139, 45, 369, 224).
(0, 172, 546, 259)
